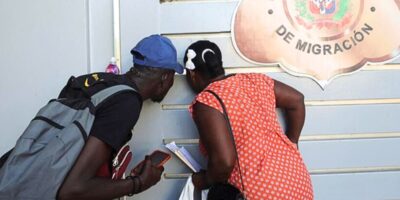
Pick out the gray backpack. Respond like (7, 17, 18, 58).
(0, 84, 135, 200)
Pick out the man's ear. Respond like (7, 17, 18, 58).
(161, 73, 168, 81)
(160, 72, 173, 88)
(162, 71, 174, 81)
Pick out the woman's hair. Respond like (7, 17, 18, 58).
(183, 40, 224, 79)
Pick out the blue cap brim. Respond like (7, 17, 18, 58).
(175, 63, 184, 74)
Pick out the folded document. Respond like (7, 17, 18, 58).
(165, 142, 201, 172)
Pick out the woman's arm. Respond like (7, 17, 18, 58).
(191, 102, 236, 190)
(274, 80, 306, 147)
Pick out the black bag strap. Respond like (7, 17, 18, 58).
(205, 90, 246, 196)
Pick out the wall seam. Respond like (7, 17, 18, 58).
(85, 0, 92, 73)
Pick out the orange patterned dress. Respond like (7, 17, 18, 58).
(189, 74, 313, 200)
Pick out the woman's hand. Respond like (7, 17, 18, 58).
(192, 170, 209, 190)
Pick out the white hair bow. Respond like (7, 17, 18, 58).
(185, 49, 196, 70)
(185, 48, 216, 71)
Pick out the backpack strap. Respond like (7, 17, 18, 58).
(205, 90, 247, 198)
(90, 85, 137, 108)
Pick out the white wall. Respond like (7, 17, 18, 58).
(0, 0, 114, 154)
(1, 1, 399, 199)
(122, 1, 400, 200)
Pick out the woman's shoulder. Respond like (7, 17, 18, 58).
(241, 73, 273, 81)
(190, 90, 224, 114)
(241, 73, 275, 89)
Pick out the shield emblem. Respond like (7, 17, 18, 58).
(232, 0, 400, 88)
(310, 0, 336, 15)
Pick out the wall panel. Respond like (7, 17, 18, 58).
(120, 1, 400, 199)
(0, 0, 90, 154)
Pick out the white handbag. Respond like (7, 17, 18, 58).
(178, 176, 209, 200)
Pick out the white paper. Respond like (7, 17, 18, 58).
(180, 147, 201, 172)
(201, 190, 209, 200)
(165, 142, 201, 172)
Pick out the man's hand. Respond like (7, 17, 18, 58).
(135, 156, 164, 192)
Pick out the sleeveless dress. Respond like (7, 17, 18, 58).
(189, 73, 313, 200)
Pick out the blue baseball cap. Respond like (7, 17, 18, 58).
(131, 35, 184, 74)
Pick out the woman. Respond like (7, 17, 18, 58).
(184, 41, 313, 200)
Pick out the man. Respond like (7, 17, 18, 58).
(56, 34, 183, 199)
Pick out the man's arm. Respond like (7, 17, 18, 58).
(274, 80, 306, 146)
(57, 136, 163, 200)
(191, 102, 236, 190)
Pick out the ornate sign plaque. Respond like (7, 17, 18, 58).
(232, 0, 400, 88)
